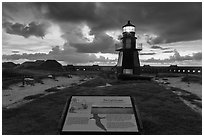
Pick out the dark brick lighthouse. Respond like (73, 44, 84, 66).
(116, 20, 142, 79)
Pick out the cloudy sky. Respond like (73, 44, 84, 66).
(2, 2, 202, 66)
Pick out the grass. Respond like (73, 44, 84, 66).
(181, 75, 202, 84)
(155, 73, 182, 78)
(169, 87, 202, 109)
(2, 74, 202, 135)
(45, 87, 61, 92)
(23, 94, 45, 100)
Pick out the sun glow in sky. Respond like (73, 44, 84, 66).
(2, 2, 202, 66)
(81, 24, 95, 43)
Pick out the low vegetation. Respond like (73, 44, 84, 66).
(2, 68, 24, 89)
(23, 94, 45, 100)
(2, 73, 201, 135)
(45, 87, 61, 93)
(156, 73, 182, 78)
(170, 87, 202, 108)
(2, 68, 73, 89)
(181, 75, 202, 84)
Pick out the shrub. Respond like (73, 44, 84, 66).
(181, 75, 202, 84)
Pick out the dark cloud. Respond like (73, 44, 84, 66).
(49, 46, 61, 54)
(169, 50, 202, 61)
(3, 21, 49, 38)
(3, 46, 201, 66)
(2, 11, 14, 22)
(38, 3, 97, 23)
(33, 2, 202, 44)
(2, 2, 202, 66)
(60, 25, 94, 44)
(12, 50, 20, 53)
(162, 50, 174, 53)
(2, 2, 202, 46)
(143, 50, 202, 63)
(2, 44, 116, 65)
(140, 52, 156, 55)
(151, 45, 170, 50)
(70, 32, 116, 53)
(192, 52, 202, 60)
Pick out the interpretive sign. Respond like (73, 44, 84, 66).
(60, 95, 142, 134)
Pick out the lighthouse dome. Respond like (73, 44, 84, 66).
(122, 20, 135, 33)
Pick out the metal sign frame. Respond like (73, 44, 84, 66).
(59, 95, 143, 135)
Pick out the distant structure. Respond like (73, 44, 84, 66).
(141, 65, 202, 74)
(64, 64, 201, 75)
(14, 59, 63, 71)
(64, 65, 113, 72)
(16, 61, 39, 69)
(2, 62, 17, 68)
(116, 20, 142, 78)
(15, 60, 45, 70)
(40, 60, 63, 71)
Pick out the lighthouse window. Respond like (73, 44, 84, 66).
(125, 38, 131, 49)
(123, 26, 135, 32)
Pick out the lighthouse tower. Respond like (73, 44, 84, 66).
(116, 20, 142, 78)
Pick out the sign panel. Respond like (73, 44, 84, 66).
(61, 96, 140, 134)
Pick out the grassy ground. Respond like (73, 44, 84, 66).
(181, 75, 202, 84)
(2, 74, 202, 135)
